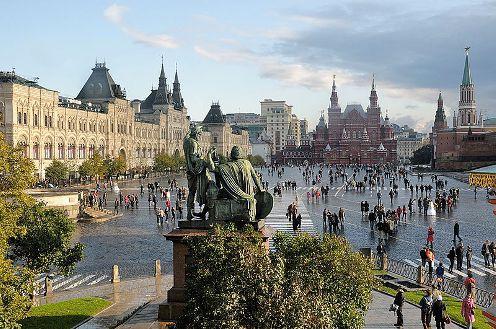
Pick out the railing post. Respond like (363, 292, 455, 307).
(112, 264, 120, 283)
(155, 260, 161, 277)
(381, 253, 388, 271)
(416, 265, 424, 284)
(44, 275, 53, 296)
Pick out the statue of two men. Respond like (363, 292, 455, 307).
(183, 125, 267, 221)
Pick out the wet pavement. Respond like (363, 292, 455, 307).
(259, 166, 496, 292)
(69, 167, 496, 293)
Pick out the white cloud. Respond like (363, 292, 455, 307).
(104, 4, 178, 49)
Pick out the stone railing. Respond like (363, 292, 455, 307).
(371, 252, 494, 308)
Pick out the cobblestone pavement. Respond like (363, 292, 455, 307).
(365, 291, 463, 328)
(259, 166, 496, 292)
(67, 167, 496, 292)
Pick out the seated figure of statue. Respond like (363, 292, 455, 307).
(207, 146, 264, 221)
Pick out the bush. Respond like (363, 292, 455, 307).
(179, 225, 374, 328)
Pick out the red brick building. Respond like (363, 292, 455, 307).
(432, 48, 496, 170)
(311, 76, 397, 164)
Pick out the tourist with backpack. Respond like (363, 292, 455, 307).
(419, 289, 433, 329)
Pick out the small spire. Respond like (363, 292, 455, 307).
(332, 74, 336, 88)
(462, 46, 472, 85)
(371, 73, 375, 90)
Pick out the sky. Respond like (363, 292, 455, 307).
(2, 0, 495, 132)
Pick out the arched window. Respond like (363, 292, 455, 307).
(68, 143, 75, 159)
(78, 144, 86, 159)
(88, 145, 95, 158)
(58, 143, 64, 159)
(32, 142, 39, 159)
(44, 143, 52, 159)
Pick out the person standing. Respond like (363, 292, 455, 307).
(393, 288, 405, 327)
(435, 262, 445, 289)
(338, 207, 345, 230)
(322, 208, 328, 233)
(427, 226, 435, 250)
(466, 245, 473, 269)
(461, 294, 476, 329)
(432, 295, 447, 329)
(419, 289, 433, 329)
(482, 240, 490, 267)
(447, 247, 456, 273)
(456, 243, 464, 271)
(453, 222, 462, 244)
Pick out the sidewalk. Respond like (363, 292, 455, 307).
(37, 275, 173, 329)
(365, 291, 463, 328)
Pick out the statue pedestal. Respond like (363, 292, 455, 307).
(158, 222, 269, 322)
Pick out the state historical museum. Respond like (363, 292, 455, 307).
(312, 76, 397, 164)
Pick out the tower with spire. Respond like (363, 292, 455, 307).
(327, 75, 342, 144)
(153, 56, 170, 108)
(457, 47, 477, 126)
(172, 64, 184, 110)
(367, 74, 381, 141)
(433, 91, 448, 132)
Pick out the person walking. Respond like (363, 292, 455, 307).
(447, 247, 456, 273)
(393, 288, 405, 327)
(338, 207, 345, 230)
(432, 295, 447, 329)
(453, 222, 462, 244)
(461, 294, 476, 329)
(419, 289, 433, 329)
(322, 208, 328, 233)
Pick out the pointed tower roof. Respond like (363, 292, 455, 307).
(172, 64, 184, 110)
(154, 56, 169, 105)
(203, 102, 226, 124)
(316, 111, 327, 129)
(329, 74, 340, 111)
(462, 47, 473, 86)
(76, 62, 126, 103)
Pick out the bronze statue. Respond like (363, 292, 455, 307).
(183, 125, 210, 220)
(207, 146, 264, 220)
(182, 125, 272, 225)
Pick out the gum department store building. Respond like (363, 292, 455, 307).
(0, 61, 250, 179)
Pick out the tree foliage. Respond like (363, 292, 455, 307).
(104, 154, 126, 177)
(44, 160, 69, 184)
(0, 135, 84, 327)
(0, 136, 36, 327)
(154, 152, 185, 172)
(247, 154, 266, 166)
(9, 202, 84, 276)
(179, 225, 374, 329)
(411, 144, 433, 165)
(78, 154, 105, 179)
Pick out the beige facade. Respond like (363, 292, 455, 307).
(0, 64, 250, 179)
(201, 103, 251, 158)
(260, 99, 300, 152)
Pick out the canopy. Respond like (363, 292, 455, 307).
(468, 164, 496, 188)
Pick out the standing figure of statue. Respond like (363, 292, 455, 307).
(183, 125, 210, 220)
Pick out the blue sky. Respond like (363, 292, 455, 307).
(2, 0, 495, 131)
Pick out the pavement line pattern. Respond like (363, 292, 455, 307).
(88, 275, 109, 285)
(53, 274, 82, 290)
(266, 191, 316, 237)
(64, 274, 96, 290)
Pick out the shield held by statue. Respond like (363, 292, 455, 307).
(255, 191, 273, 220)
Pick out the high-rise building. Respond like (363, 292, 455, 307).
(260, 99, 300, 152)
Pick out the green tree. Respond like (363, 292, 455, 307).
(104, 154, 126, 177)
(78, 154, 105, 180)
(9, 202, 84, 276)
(411, 144, 433, 165)
(179, 225, 374, 329)
(44, 160, 69, 185)
(0, 135, 36, 327)
(247, 154, 266, 166)
(153, 152, 173, 172)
